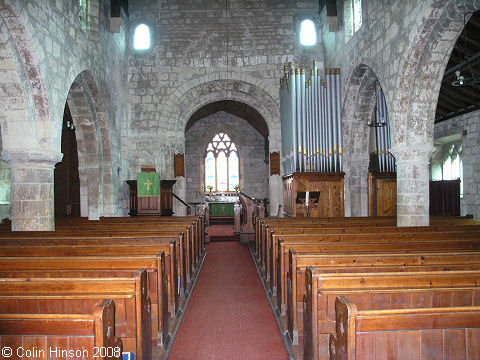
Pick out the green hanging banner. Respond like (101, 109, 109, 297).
(137, 173, 160, 197)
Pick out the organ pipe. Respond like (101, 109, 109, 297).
(280, 61, 343, 174)
(374, 89, 396, 172)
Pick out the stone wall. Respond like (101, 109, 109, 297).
(321, 0, 480, 224)
(434, 110, 480, 219)
(126, 0, 324, 214)
(185, 111, 268, 204)
(1, 0, 129, 224)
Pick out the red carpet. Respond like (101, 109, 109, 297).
(168, 242, 288, 359)
(208, 225, 236, 242)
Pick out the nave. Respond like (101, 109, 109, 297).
(167, 240, 288, 360)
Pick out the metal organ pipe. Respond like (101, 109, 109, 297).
(374, 89, 395, 173)
(279, 61, 343, 174)
(335, 69, 343, 172)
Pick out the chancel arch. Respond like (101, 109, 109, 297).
(185, 100, 269, 208)
(163, 78, 281, 215)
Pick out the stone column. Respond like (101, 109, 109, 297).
(390, 145, 435, 227)
(3, 150, 63, 231)
(343, 156, 369, 217)
(269, 174, 283, 217)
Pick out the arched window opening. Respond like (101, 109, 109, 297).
(300, 19, 317, 46)
(134, 24, 151, 50)
(345, 0, 362, 41)
(431, 140, 463, 197)
(204, 133, 239, 192)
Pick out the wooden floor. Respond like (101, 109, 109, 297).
(167, 241, 288, 359)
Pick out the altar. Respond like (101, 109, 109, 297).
(205, 194, 237, 217)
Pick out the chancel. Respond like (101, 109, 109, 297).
(0, 1, 480, 359)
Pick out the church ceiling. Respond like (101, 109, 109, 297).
(436, 11, 480, 123)
(185, 100, 269, 138)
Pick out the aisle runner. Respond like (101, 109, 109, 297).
(169, 242, 288, 360)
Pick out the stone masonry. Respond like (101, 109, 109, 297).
(1, 0, 480, 229)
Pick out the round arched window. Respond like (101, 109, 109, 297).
(134, 24, 151, 50)
(300, 19, 317, 46)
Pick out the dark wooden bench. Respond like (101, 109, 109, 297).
(330, 296, 480, 360)
(0, 269, 151, 360)
(274, 233, 480, 302)
(303, 269, 480, 360)
(0, 237, 182, 303)
(0, 253, 171, 348)
(262, 224, 480, 279)
(286, 250, 480, 345)
(0, 299, 123, 360)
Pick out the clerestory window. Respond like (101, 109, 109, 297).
(134, 24, 151, 50)
(345, 0, 362, 42)
(205, 133, 239, 192)
(300, 19, 317, 46)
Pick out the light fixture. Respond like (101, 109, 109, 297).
(367, 107, 386, 127)
(64, 120, 76, 131)
(451, 12, 480, 87)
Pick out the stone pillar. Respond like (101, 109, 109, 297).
(390, 145, 435, 227)
(3, 150, 62, 231)
(269, 174, 283, 217)
(343, 156, 369, 217)
(78, 167, 100, 220)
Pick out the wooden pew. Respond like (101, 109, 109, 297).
(303, 269, 480, 360)
(0, 253, 170, 348)
(0, 270, 151, 360)
(330, 297, 480, 360)
(0, 299, 123, 360)
(276, 239, 480, 318)
(271, 229, 480, 286)
(0, 238, 182, 306)
(255, 216, 479, 262)
(286, 250, 480, 345)
(274, 233, 480, 305)
(262, 224, 480, 279)
(0, 231, 192, 287)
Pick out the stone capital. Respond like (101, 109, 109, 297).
(2, 150, 63, 169)
(389, 144, 436, 165)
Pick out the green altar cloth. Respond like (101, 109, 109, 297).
(209, 203, 234, 217)
(137, 173, 160, 197)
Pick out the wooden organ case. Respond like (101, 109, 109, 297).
(368, 172, 397, 217)
(282, 172, 345, 218)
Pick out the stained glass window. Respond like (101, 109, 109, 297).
(204, 132, 239, 192)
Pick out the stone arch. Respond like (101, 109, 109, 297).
(393, 1, 480, 148)
(0, 0, 53, 153)
(160, 75, 280, 152)
(0, 0, 62, 230)
(165, 76, 280, 214)
(65, 71, 114, 219)
(390, 0, 480, 225)
(342, 63, 384, 216)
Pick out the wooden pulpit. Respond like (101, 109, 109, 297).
(125, 179, 176, 216)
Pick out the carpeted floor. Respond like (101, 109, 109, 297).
(208, 225, 236, 242)
(168, 242, 288, 360)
